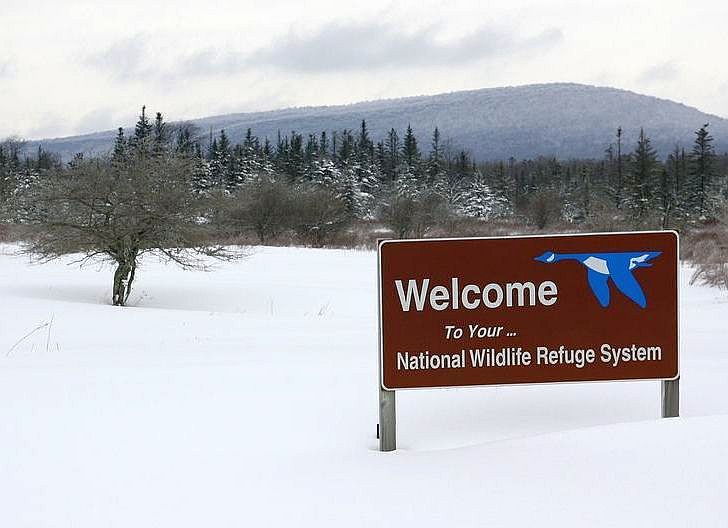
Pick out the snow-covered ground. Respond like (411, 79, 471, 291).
(1, 244, 727, 527)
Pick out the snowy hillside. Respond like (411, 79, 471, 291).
(1, 244, 727, 526)
(30, 83, 728, 161)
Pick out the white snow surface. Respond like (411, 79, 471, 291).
(1, 244, 727, 527)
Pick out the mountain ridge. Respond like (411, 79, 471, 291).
(29, 83, 728, 161)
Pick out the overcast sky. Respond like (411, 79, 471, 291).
(2, 0, 727, 139)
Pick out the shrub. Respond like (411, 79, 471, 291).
(219, 180, 293, 244)
(289, 186, 350, 247)
(379, 190, 451, 239)
(523, 189, 562, 230)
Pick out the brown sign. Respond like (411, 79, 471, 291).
(378, 231, 679, 390)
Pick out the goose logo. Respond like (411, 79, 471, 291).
(534, 250, 661, 308)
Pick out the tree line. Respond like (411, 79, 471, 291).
(1, 106, 728, 303)
(5, 107, 725, 234)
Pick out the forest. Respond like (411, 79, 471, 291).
(1, 106, 728, 292)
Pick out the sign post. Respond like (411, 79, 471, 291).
(662, 377, 679, 418)
(378, 386, 396, 451)
(377, 239, 397, 452)
(377, 231, 679, 451)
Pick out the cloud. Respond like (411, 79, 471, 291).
(175, 48, 247, 78)
(86, 22, 563, 81)
(637, 61, 679, 84)
(108, 22, 564, 79)
(75, 107, 117, 135)
(154, 21, 563, 80)
(232, 22, 562, 74)
(85, 35, 150, 80)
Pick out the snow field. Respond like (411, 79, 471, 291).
(1, 244, 727, 526)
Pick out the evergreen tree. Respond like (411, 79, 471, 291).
(402, 124, 421, 174)
(458, 172, 508, 220)
(210, 130, 235, 191)
(0, 143, 18, 208)
(175, 125, 195, 156)
(243, 128, 259, 155)
(335, 165, 367, 218)
(135, 106, 152, 138)
(308, 152, 374, 219)
(234, 133, 266, 186)
(217, 129, 231, 159)
(152, 112, 168, 156)
(319, 131, 329, 159)
(336, 129, 355, 166)
(304, 134, 319, 166)
(274, 131, 287, 173)
(226, 145, 246, 191)
(287, 131, 304, 181)
(207, 134, 225, 189)
(383, 129, 400, 181)
(309, 157, 340, 188)
(394, 163, 420, 197)
(625, 128, 658, 220)
(356, 120, 373, 163)
(489, 161, 517, 207)
(666, 145, 688, 219)
(689, 123, 717, 218)
(112, 127, 127, 164)
(131, 106, 153, 154)
(427, 127, 445, 184)
(207, 137, 218, 161)
(260, 138, 274, 176)
(191, 157, 213, 194)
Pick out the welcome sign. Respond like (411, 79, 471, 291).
(378, 231, 679, 390)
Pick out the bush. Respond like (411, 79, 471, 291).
(522, 189, 562, 230)
(686, 206, 728, 289)
(379, 195, 417, 239)
(379, 190, 451, 239)
(289, 186, 350, 247)
(689, 234, 728, 288)
(219, 180, 293, 244)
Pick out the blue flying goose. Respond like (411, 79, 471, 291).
(534, 250, 661, 308)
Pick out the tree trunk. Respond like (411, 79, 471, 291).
(124, 259, 137, 305)
(112, 255, 137, 306)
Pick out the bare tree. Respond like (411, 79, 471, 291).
(689, 203, 728, 289)
(525, 188, 562, 230)
(410, 190, 450, 238)
(289, 186, 349, 247)
(16, 153, 240, 306)
(379, 190, 450, 239)
(379, 194, 417, 239)
(222, 179, 293, 244)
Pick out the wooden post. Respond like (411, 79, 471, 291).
(379, 386, 396, 451)
(661, 377, 679, 418)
